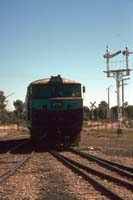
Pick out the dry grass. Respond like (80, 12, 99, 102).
(82, 121, 133, 141)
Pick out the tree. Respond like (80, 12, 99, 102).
(83, 106, 91, 120)
(98, 101, 108, 120)
(0, 91, 7, 124)
(13, 100, 24, 129)
(111, 106, 118, 121)
(126, 105, 133, 119)
(13, 100, 23, 113)
(0, 91, 6, 111)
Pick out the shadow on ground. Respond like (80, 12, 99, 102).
(0, 138, 57, 154)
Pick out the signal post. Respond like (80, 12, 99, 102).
(103, 46, 132, 135)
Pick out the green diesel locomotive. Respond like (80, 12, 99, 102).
(25, 75, 83, 147)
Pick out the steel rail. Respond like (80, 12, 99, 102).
(0, 140, 33, 183)
(50, 150, 125, 200)
(90, 154, 133, 173)
(59, 152, 132, 190)
(79, 149, 133, 173)
(69, 148, 133, 179)
(0, 152, 34, 183)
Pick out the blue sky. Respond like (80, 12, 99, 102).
(0, 0, 133, 110)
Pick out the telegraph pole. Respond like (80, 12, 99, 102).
(103, 46, 132, 135)
(121, 78, 129, 118)
(121, 78, 129, 106)
(107, 87, 110, 110)
(106, 86, 112, 119)
(106, 87, 110, 119)
(116, 72, 122, 133)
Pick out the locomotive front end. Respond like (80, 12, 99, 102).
(26, 75, 83, 146)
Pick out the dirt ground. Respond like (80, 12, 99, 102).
(77, 122, 133, 168)
(0, 122, 132, 158)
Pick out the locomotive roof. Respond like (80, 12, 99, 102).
(29, 75, 80, 86)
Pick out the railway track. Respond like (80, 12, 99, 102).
(69, 147, 133, 178)
(0, 140, 34, 183)
(50, 149, 133, 200)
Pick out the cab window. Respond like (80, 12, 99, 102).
(32, 85, 55, 99)
(58, 85, 81, 97)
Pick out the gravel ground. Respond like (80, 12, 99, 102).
(0, 126, 132, 199)
(0, 152, 107, 200)
(61, 151, 133, 200)
(79, 128, 133, 167)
